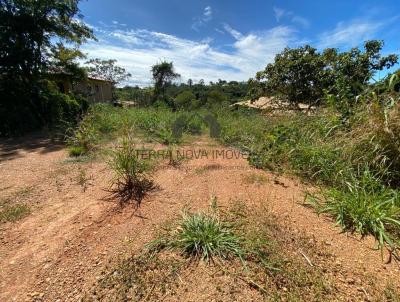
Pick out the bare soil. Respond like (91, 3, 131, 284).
(0, 135, 399, 301)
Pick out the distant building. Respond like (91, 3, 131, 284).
(73, 77, 113, 103)
(56, 76, 113, 103)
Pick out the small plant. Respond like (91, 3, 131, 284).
(243, 173, 269, 185)
(167, 146, 185, 168)
(307, 169, 400, 253)
(0, 203, 30, 223)
(150, 201, 243, 262)
(107, 134, 155, 207)
(76, 168, 93, 192)
(68, 145, 87, 157)
(66, 113, 100, 157)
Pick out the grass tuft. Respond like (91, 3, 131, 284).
(107, 133, 155, 207)
(307, 169, 400, 252)
(150, 202, 243, 262)
(0, 203, 30, 223)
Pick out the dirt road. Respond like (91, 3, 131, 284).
(0, 136, 399, 301)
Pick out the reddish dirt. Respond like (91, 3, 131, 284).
(0, 136, 399, 301)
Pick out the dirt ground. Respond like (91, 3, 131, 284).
(0, 135, 399, 301)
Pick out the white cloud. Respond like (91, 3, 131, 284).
(204, 6, 212, 21)
(223, 23, 243, 40)
(273, 6, 310, 29)
(82, 23, 298, 86)
(291, 16, 310, 29)
(318, 19, 384, 48)
(273, 7, 286, 22)
(192, 6, 213, 31)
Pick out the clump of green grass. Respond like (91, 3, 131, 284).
(151, 201, 243, 262)
(307, 169, 400, 252)
(0, 203, 30, 223)
(66, 112, 100, 156)
(107, 134, 155, 207)
(67, 145, 87, 157)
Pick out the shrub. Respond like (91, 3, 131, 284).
(206, 90, 229, 107)
(107, 134, 155, 207)
(0, 79, 87, 136)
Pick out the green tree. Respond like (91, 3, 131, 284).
(174, 90, 198, 110)
(151, 61, 180, 103)
(50, 43, 87, 82)
(254, 40, 398, 107)
(0, 0, 94, 135)
(0, 0, 93, 80)
(206, 90, 229, 107)
(86, 58, 131, 100)
(257, 45, 327, 106)
(323, 40, 398, 100)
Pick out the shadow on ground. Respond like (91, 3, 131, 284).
(0, 132, 64, 161)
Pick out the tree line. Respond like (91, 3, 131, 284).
(1, 0, 399, 136)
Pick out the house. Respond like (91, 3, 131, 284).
(52, 70, 113, 103)
(72, 77, 113, 103)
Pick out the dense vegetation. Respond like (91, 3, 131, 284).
(0, 0, 130, 136)
(116, 76, 249, 109)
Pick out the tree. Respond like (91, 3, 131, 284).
(0, 0, 94, 81)
(206, 90, 228, 107)
(50, 43, 87, 82)
(257, 45, 328, 106)
(86, 59, 131, 100)
(174, 90, 198, 110)
(0, 0, 94, 135)
(151, 61, 180, 102)
(323, 40, 398, 99)
(253, 41, 398, 107)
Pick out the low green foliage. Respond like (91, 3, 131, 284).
(151, 204, 243, 262)
(307, 170, 400, 251)
(107, 134, 154, 206)
(0, 203, 30, 223)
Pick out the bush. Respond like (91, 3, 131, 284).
(107, 134, 155, 207)
(0, 79, 87, 136)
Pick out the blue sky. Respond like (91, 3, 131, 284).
(78, 0, 400, 86)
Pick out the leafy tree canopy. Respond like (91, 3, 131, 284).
(0, 0, 94, 80)
(253, 40, 398, 107)
(151, 61, 180, 101)
(86, 58, 131, 85)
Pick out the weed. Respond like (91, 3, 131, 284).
(384, 283, 400, 301)
(243, 173, 269, 185)
(150, 201, 244, 262)
(68, 145, 87, 157)
(194, 164, 222, 175)
(107, 134, 155, 207)
(76, 168, 93, 192)
(307, 169, 400, 252)
(0, 203, 30, 223)
(66, 112, 100, 156)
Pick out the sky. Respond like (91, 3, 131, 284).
(78, 0, 400, 86)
